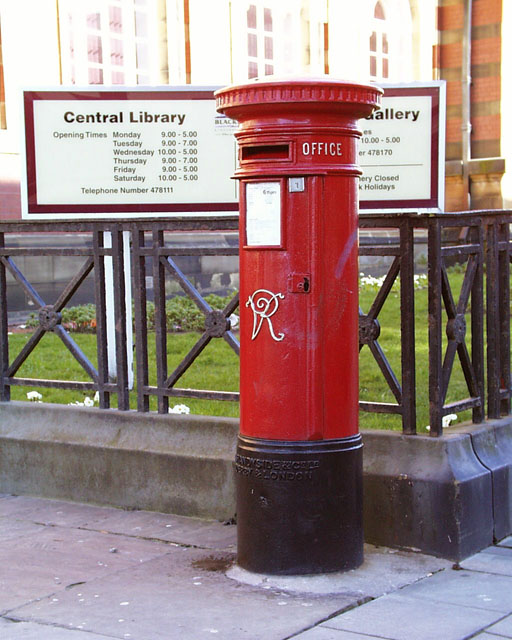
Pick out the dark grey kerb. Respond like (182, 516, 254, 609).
(451, 417, 512, 542)
(361, 428, 494, 562)
(0, 401, 238, 520)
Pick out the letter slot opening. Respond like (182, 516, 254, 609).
(241, 144, 290, 161)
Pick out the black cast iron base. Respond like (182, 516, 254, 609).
(235, 434, 363, 575)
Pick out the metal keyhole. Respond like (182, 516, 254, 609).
(303, 277, 310, 293)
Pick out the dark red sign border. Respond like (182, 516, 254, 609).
(23, 89, 239, 215)
(359, 85, 443, 210)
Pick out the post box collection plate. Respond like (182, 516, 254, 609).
(216, 77, 382, 575)
(245, 181, 282, 246)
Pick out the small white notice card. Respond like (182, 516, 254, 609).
(246, 181, 281, 246)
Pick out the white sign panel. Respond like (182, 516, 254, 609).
(245, 181, 281, 246)
(359, 83, 446, 211)
(22, 88, 239, 218)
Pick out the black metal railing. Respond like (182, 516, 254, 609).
(359, 211, 486, 436)
(1, 211, 511, 437)
(0, 218, 239, 411)
(131, 222, 239, 413)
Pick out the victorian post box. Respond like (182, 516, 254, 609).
(215, 78, 382, 575)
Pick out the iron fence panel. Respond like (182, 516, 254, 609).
(0, 212, 510, 435)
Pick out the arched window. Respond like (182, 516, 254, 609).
(367, 0, 414, 82)
(230, 0, 327, 82)
(369, 1, 389, 80)
(59, 0, 164, 86)
(246, 4, 274, 78)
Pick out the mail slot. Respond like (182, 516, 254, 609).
(216, 77, 382, 575)
(241, 144, 290, 161)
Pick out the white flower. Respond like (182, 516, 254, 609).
(443, 413, 458, 428)
(425, 413, 458, 432)
(27, 391, 43, 401)
(83, 397, 94, 407)
(413, 274, 428, 289)
(360, 275, 385, 287)
(169, 404, 190, 415)
(93, 391, 100, 403)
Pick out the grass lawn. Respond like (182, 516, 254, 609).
(7, 332, 240, 417)
(6, 270, 475, 433)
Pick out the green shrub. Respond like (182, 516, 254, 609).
(27, 303, 97, 332)
(27, 293, 238, 334)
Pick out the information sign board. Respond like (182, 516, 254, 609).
(21, 87, 239, 218)
(358, 82, 446, 211)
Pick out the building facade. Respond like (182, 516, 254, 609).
(0, 0, 509, 218)
(435, 0, 508, 210)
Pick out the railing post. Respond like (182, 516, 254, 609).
(111, 228, 130, 410)
(428, 217, 443, 436)
(487, 212, 512, 418)
(471, 218, 485, 424)
(486, 215, 501, 418)
(93, 229, 110, 409)
(399, 216, 417, 434)
(152, 229, 169, 414)
(498, 214, 511, 415)
(132, 228, 150, 412)
(0, 231, 9, 402)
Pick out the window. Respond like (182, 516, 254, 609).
(367, 0, 413, 82)
(246, 4, 274, 78)
(230, 0, 327, 82)
(369, 1, 389, 80)
(59, 0, 162, 86)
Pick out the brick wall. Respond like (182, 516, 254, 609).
(436, 0, 504, 209)
(0, 18, 6, 130)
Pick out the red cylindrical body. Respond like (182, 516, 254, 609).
(216, 78, 382, 575)
(239, 172, 360, 441)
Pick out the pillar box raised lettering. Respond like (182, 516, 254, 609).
(215, 78, 382, 575)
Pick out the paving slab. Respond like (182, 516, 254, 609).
(291, 626, 386, 639)
(0, 517, 46, 542)
(320, 593, 503, 640)
(9, 548, 355, 640)
(486, 613, 512, 637)
(3, 494, 512, 640)
(393, 568, 512, 612)
(461, 547, 512, 576)
(0, 524, 171, 615)
(498, 536, 512, 548)
(0, 495, 116, 527)
(480, 546, 512, 557)
(0, 617, 114, 640)
(75, 508, 238, 550)
(0, 495, 237, 550)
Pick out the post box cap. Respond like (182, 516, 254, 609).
(215, 76, 383, 120)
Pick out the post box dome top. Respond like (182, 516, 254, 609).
(215, 76, 383, 120)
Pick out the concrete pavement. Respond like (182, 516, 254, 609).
(1, 494, 511, 640)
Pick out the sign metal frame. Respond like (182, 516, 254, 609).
(359, 81, 446, 212)
(21, 86, 239, 219)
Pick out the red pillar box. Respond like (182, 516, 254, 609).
(215, 78, 382, 575)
